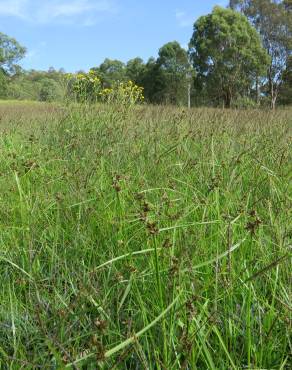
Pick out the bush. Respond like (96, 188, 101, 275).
(99, 80, 144, 106)
(67, 70, 102, 103)
(232, 96, 258, 109)
(67, 72, 144, 108)
(39, 78, 62, 102)
(0, 69, 7, 98)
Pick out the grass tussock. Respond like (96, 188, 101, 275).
(0, 102, 291, 369)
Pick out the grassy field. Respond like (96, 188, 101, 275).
(0, 101, 291, 369)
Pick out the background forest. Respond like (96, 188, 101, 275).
(0, 1, 291, 109)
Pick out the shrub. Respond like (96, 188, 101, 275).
(232, 96, 258, 109)
(39, 78, 62, 102)
(99, 80, 144, 106)
(67, 70, 102, 103)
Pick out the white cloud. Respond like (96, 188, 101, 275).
(175, 10, 194, 28)
(0, 0, 28, 18)
(0, 0, 115, 25)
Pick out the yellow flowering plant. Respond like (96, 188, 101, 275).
(67, 70, 102, 103)
(99, 80, 144, 107)
(65, 72, 144, 108)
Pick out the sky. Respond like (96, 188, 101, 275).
(0, 0, 228, 72)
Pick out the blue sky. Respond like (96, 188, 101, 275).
(0, 0, 228, 72)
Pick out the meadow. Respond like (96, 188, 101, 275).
(0, 101, 291, 369)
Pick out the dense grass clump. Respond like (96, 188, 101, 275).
(0, 102, 291, 369)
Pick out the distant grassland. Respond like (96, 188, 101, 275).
(0, 102, 291, 369)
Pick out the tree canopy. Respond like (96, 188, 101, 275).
(189, 6, 270, 108)
(0, 32, 26, 73)
(0, 1, 291, 108)
(96, 58, 126, 87)
(156, 41, 191, 105)
(229, 0, 292, 108)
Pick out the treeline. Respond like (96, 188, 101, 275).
(0, 0, 291, 108)
(1, 46, 192, 106)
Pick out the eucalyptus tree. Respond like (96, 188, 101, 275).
(189, 6, 270, 108)
(92, 58, 126, 88)
(126, 57, 145, 86)
(157, 41, 192, 105)
(0, 32, 26, 96)
(228, 0, 292, 108)
(0, 32, 26, 72)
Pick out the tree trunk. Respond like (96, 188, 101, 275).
(224, 89, 232, 109)
(256, 75, 260, 105)
(271, 94, 277, 110)
(268, 68, 277, 110)
(187, 82, 191, 109)
(270, 83, 278, 110)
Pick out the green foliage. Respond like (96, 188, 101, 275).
(97, 58, 126, 87)
(229, 0, 292, 108)
(0, 68, 7, 98)
(126, 57, 145, 85)
(0, 102, 291, 368)
(65, 71, 144, 108)
(140, 57, 166, 103)
(189, 6, 270, 107)
(67, 70, 102, 103)
(88, 43, 192, 106)
(0, 32, 26, 73)
(278, 55, 292, 105)
(0, 32, 26, 100)
(0, 3, 290, 108)
(7, 69, 65, 102)
(158, 41, 189, 72)
(157, 41, 191, 105)
(39, 78, 62, 102)
(232, 95, 258, 108)
(99, 80, 144, 106)
(134, 42, 193, 106)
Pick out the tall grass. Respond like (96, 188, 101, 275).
(0, 102, 291, 369)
